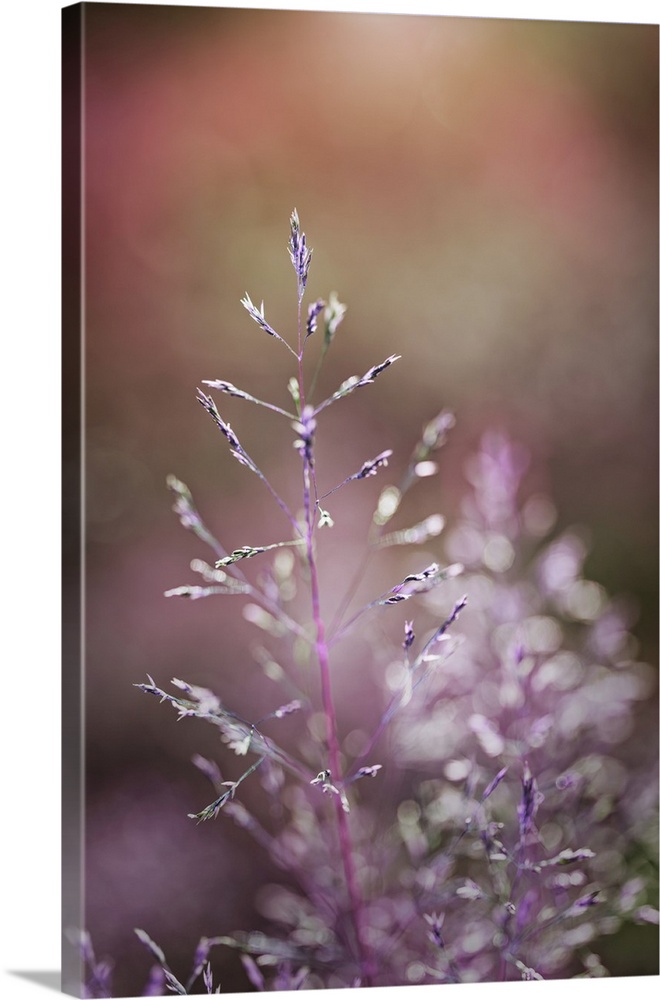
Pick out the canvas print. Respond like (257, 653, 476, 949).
(62, 2, 659, 995)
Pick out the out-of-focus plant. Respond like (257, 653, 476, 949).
(379, 430, 659, 983)
(78, 211, 657, 996)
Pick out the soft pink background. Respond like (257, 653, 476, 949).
(73, 5, 657, 993)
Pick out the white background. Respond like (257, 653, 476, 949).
(0, 1, 657, 998)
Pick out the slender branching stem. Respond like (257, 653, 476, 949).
(328, 547, 374, 637)
(296, 297, 373, 986)
(252, 466, 301, 535)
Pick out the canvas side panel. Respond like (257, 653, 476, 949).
(62, 4, 84, 996)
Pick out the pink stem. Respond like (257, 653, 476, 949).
(297, 302, 373, 985)
(310, 564, 373, 984)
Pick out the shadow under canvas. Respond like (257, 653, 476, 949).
(10, 972, 62, 993)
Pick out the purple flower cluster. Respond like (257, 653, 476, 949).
(288, 207, 313, 301)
